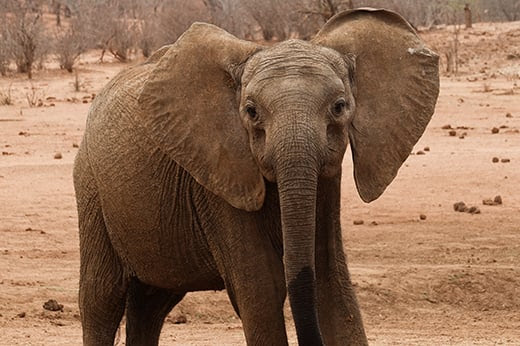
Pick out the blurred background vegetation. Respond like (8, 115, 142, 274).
(0, 0, 519, 78)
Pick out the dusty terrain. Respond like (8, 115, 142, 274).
(1, 21, 519, 345)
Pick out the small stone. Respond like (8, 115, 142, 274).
(82, 99, 88, 104)
(423, 146, 430, 151)
(72, 143, 79, 148)
(506, 112, 513, 118)
(491, 127, 499, 134)
(43, 299, 63, 312)
(54, 152, 62, 159)
(18, 131, 29, 136)
(449, 130, 457, 136)
(468, 206, 481, 214)
(492, 157, 499, 163)
(501, 158, 510, 163)
(499, 125, 508, 129)
(442, 124, 452, 129)
(416, 150, 425, 155)
(493, 195, 502, 205)
(171, 314, 187, 324)
(453, 201, 467, 212)
(482, 199, 495, 206)
(419, 214, 427, 220)
(17, 312, 26, 318)
(370, 221, 378, 226)
(353, 220, 364, 225)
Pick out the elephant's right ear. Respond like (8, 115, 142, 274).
(138, 23, 265, 211)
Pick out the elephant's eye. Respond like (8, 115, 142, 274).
(245, 105, 258, 120)
(332, 99, 347, 116)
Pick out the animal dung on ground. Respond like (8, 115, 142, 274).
(353, 220, 364, 225)
(416, 150, 425, 155)
(72, 143, 79, 148)
(506, 112, 513, 118)
(501, 158, 510, 163)
(442, 124, 452, 129)
(169, 314, 187, 324)
(492, 157, 499, 163)
(419, 214, 427, 220)
(468, 206, 481, 214)
(453, 201, 468, 212)
(449, 130, 457, 137)
(491, 127, 499, 134)
(424, 146, 430, 151)
(483, 195, 502, 206)
(453, 201, 481, 214)
(43, 299, 63, 312)
(54, 152, 63, 159)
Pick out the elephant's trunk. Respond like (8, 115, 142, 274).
(274, 124, 323, 346)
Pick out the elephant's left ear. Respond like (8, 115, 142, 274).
(313, 8, 439, 202)
(138, 23, 265, 211)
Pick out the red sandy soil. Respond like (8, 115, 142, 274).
(1, 21, 519, 345)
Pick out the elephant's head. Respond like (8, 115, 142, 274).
(138, 8, 439, 345)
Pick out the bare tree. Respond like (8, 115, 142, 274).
(81, 0, 140, 62)
(53, 13, 90, 72)
(140, 0, 209, 53)
(242, 0, 292, 40)
(1, 0, 48, 79)
(203, 0, 257, 40)
(494, 0, 520, 21)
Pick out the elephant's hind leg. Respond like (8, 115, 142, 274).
(75, 158, 129, 345)
(125, 278, 185, 346)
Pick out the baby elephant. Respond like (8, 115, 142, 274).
(73, 8, 438, 346)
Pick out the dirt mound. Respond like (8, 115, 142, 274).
(430, 269, 520, 311)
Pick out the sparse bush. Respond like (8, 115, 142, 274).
(1, 1, 48, 79)
(71, 69, 86, 92)
(25, 83, 43, 107)
(54, 15, 90, 72)
(0, 85, 14, 105)
(82, 1, 141, 62)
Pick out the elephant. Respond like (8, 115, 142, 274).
(73, 8, 439, 346)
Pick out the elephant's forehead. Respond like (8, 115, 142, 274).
(244, 39, 346, 81)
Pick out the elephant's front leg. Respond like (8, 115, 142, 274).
(202, 201, 288, 346)
(315, 176, 368, 346)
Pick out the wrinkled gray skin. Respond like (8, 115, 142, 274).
(74, 9, 438, 346)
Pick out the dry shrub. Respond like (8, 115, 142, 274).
(25, 83, 44, 108)
(53, 16, 90, 72)
(0, 85, 14, 105)
(0, 1, 48, 79)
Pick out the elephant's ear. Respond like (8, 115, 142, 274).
(313, 8, 439, 202)
(138, 23, 265, 211)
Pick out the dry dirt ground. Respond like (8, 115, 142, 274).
(1, 21, 519, 345)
